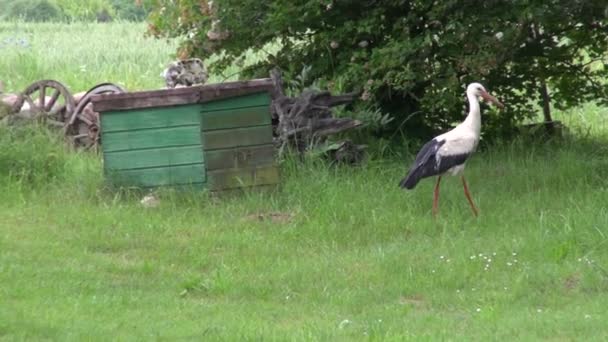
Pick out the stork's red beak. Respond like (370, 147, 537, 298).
(480, 91, 504, 109)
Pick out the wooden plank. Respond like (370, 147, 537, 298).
(205, 144, 275, 171)
(92, 78, 275, 112)
(201, 106, 270, 131)
(203, 125, 273, 150)
(207, 165, 280, 190)
(102, 125, 201, 152)
(200, 93, 271, 113)
(143, 183, 207, 191)
(106, 163, 206, 188)
(104, 145, 204, 170)
(101, 104, 202, 133)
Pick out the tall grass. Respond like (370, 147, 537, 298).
(1, 21, 608, 340)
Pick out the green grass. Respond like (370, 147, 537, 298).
(1, 21, 608, 340)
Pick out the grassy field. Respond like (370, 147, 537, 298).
(2, 22, 608, 340)
(0, 21, 271, 93)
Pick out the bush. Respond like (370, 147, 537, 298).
(109, 0, 149, 21)
(54, 0, 115, 22)
(145, 0, 608, 143)
(0, 0, 63, 22)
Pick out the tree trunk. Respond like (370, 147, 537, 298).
(539, 78, 555, 135)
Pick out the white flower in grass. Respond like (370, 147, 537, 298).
(339, 319, 351, 329)
(507, 262, 513, 266)
(476, 308, 481, 312)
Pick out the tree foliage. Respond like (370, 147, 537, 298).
(145, 0, 608, 141)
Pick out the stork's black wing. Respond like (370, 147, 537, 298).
(398, 139, 445, 189)
(399, 138, 472, 189)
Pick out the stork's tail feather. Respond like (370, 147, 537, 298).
(399, 169, 421, 190)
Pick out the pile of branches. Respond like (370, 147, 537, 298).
(269, 69, 366, 164)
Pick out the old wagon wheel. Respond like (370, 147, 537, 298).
(66, 83, 125, 151)
(11, 80, 75, 127)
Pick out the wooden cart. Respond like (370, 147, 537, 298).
(90, 78, 280, 192)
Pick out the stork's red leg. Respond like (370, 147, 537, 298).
(433, 176, 442, 217)
(461, 176, 479, 217)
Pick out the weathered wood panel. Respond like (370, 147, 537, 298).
(205, 144, 275, 171)
(203, 125, 273, 150)
(107, 163, 206, 188)
(101, 105, 201, 133)
(200, 93, 271, 113)
(104, 145, 204, 170)
(201, 106, 270, 131)
(102, 125, 201, 152)
(207, 165, 280, 190)
(92, 78, 274, 112)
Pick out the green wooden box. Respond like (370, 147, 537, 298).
(91, 78, 280, 191)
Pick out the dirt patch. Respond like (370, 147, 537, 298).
(563, 272, 581, 291)
(245, 211, 295, 224)
(399, 294, 426, 308)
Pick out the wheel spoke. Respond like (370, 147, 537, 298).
(38, 84, 45, 109)
(24, 96, 38, 112)
(45, 89, 61, 111)
(48, 104, 66, 120)
(76, 114, 94, 125)
(73, 133, 89, 139)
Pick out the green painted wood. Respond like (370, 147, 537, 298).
(106, 163, 206, 188)
(205, 144, 275, 171)
(103, 125, 202, 152)
(101, 104, 202, 133)
(104, 145, 204, 171)
(201, 106, 270, 131)
(143, 183, 207, 191)
(207, 165, 280, 190)
(203, 125, 273, 150)
(200, 92, 270, 113)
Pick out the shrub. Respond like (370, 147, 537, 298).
(0, 0, 63, 22)
(54, 0, 115, 22)
(109, 0, 149, 21)
(144, 0, 608, 142)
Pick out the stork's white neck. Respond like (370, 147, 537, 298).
(461, 91, 481, 136)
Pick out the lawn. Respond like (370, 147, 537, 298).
(1, 21, 608, 341)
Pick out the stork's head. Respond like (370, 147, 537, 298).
(467, 82, 504, 109)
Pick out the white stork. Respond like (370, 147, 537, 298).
(398, 82, 504, 216)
